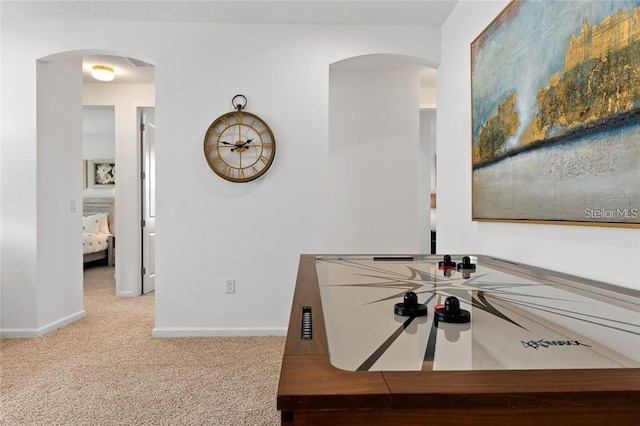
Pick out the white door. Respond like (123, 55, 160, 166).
(141, 108, 156, 294)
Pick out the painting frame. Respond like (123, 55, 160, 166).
(90, 159, 116, 188)
(471, 0, 640, 228)
(82, 159, 87, 189)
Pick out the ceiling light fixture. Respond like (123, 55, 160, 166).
(91, 65, 115, 82)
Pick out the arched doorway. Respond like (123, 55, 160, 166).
(36, 50, 155, 331)
(328, 54, 437, 254)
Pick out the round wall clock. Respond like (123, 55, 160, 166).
(203, 95, 276, 183)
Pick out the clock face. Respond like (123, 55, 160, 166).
(203, 111, 276, 183)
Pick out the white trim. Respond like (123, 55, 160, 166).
(152, 326, 287, 338)
(0, 310, 86, 338)
(0, 329, 41, 338)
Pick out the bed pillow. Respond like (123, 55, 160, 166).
(97, 213, 111, 235)
(82, 214, 101, 234)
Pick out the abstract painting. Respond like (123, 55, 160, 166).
(471, 0, 640, 227)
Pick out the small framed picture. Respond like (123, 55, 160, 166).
(90, 159, 116, 188)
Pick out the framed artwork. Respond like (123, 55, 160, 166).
(82, 160, 87, 189)
(90, 159, 116, 188)
(471, 0, 640, 227)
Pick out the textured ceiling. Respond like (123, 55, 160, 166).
(3, 1, 458, 26)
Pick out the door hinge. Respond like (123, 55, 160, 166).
(141, 267, 146, 276)
(140, 123, 145, 132)
(141, 219, 146, 227)
(141, 171, 146, 179)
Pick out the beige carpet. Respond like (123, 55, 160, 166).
(1, 266, 285, 425)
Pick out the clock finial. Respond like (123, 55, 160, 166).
(232, 94, 247, 111)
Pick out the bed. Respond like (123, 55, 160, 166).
(83, 198, 115, 266)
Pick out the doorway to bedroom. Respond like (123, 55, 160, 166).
(81, 53, 156, 298)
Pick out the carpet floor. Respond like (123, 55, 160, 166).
(1, 266, 285, 425)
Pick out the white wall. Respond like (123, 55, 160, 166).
(1, 55, 86, 337)
(154, 25, 438, 336)
(37, 57, 86, 334)
(0, 1, 3, 327)
(328, 61, 424, 253)
(1, 21, 40, 335)
(1, 16, 440, 336)
(437, 1, 640, 290)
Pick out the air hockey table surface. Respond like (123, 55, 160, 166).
(277, 254, 640, 425)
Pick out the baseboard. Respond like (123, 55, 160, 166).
(0, 328, 41, 338)
(152, 326, 287, 338)
(0, 310, 86, 338)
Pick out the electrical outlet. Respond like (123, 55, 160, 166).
(225, 279, 235, 294)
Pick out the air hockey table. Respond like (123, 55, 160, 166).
(277, 254, 640, 425)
